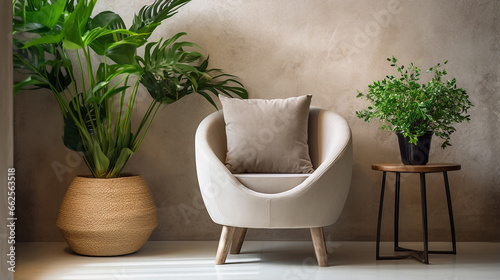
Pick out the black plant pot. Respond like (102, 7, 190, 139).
(396, 131, 433, 165)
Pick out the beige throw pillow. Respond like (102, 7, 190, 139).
(220, 95, 314, 174)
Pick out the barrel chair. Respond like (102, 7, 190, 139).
(195, 104, 352, 267)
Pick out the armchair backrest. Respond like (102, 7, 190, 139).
(308, 107, 352, 170)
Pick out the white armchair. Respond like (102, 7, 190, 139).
(195, 107, 353, 267)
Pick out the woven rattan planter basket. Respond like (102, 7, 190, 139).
(56, 175, 158, 256)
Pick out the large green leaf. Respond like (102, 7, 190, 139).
(87, 11, 140, 63)
(106, 44, 137, 65)
(140, 33, 202, 74)
(62, 0, 98, 49)
(130, 0, 191, 34)
(88, 11, 126, 34)
(25, 0, 66, 29)
(140, 50, 248, 107)
(82, 28, 139, 48)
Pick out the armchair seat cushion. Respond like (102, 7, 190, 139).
(234, 174, 310, 194)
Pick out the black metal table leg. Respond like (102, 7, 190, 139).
(444, 172, 457, 254)
(396, 173, 430, 264)
(376, 171, 386, 260)
(376, 172, 407, 260)
(428, 171, 457, 255)
(394, 172, 401, 251)
(420, 172, 429, 264)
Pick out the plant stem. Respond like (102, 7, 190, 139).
(133, 101, 161, 152)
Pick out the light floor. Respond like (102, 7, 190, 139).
(14, 241, 500, 280)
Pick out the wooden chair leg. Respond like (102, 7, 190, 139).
(215, 226, 235, 265)
(310, 227, 328, 267)
(230, 227, 247, 254)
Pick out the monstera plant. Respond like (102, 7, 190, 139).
(13, 0, 247, 256)
(13, 0, 247, 178)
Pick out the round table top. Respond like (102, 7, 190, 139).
(371, 163, 461, 173)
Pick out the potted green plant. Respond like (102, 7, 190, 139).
(356, 56, 473, 165)
(13, 0, 247, 256)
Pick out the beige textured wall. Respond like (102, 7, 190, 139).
(15, 0, 499, 242)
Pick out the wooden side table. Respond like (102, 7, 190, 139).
(372, 163, 461, 264)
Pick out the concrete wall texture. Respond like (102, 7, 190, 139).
(14, 0, 499, 242)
